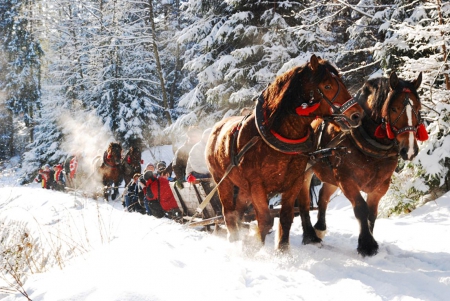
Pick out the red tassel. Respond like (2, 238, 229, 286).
(141, 160, 144, 164)
(416, 123, 428, 141)
(296, 102, 321, 116)
(127, 157, 131, 163)
(386, 123, 395, 139)
(107, 154, 111, 159)
(374, 124, 386, 138)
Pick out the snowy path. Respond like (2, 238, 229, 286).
(0, 185, 449, 301)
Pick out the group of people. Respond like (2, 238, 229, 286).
(34, 126, 215, 220)
(122, 127, 215, 219)
(123, 161, 182, 220)
(34, 154, 80, 191)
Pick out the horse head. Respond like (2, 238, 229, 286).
(370, 72, 425, 161)
(263, 54, 363, 132)
(106, 142, 123, 166)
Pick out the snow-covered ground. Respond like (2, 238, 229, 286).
(1, 150, 449, 301)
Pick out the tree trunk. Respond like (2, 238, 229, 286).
(148, 0, 172, 125)
(437, 0, 450, 90)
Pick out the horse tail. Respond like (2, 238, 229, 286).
(309, 174, 319, 209)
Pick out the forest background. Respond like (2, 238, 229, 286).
(0, 0, 449, 216)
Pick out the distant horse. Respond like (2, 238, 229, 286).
(299, 72, 426, 256)
(206, 54, 363, 250)
(121, 145, 142, 185)
(92, 142, 123, 200)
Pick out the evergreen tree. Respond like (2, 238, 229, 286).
(0, 0, 43, 149)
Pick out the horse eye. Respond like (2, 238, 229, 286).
(391, 107, 397, 113)
(324, 85, 332, 90)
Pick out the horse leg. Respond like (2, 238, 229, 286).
(366, 179, 390, 234)
(217, 180, 241, 242)
(340, 186, 378, 256)
(277, 192, 297, 251)
(249, 182, 272, 245)
(103, 179, 111, 201)
(294, 170, 322, 245)
(314, 182, 338, 239)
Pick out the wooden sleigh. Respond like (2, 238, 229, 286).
(169, 178, 319, 230)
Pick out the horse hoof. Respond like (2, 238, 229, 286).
(314, 228, 327, 239)
(227, 232, 240, 243)
(302, 234, 322, 245)
(357, 239, 379, 257)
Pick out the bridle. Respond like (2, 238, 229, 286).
(104, 146, 122, 168)
(375, 88, 428, 141)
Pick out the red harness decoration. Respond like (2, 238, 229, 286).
(416, 123, 428, 141)
(295, 102, 321, 116)
(270, 127, 310, 144)
(374, 87, 428, 142)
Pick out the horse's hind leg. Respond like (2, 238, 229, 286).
(217, 181, 241, 242)
(296, 170, 322, 245)
(250, 183, 272, 245)
(314, 182, 338, 239)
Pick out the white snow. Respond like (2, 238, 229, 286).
(1, 151, 450, 301)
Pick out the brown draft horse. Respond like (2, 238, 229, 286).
(299, 72, 426, 256)
(92, 142, 123, 201)
(121, 144, 142, 185)
(206, 54, 364, 250)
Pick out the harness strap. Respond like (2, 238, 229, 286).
(103, 151, 119, 168)
(188, 136, 261, 224)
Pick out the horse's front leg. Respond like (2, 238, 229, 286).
(366, 179, 390, 234)
(341, 186, 378, 256)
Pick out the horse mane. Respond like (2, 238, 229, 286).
(263, 59, 341, 130)
(362, 77, 420, 120)
(108, 142, 121, 151)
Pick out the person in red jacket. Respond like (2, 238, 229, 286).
(35, 164, 54, 189)
(141, 171, 182, 219)
(53, 164, 66, 191)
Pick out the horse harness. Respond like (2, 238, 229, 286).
(102, 151, 121, 169)
(255, 73, 358, 155)
(374, 88, 426, 141)
(313, 87, 427, 169)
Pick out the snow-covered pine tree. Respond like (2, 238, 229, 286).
(368, 0, 450, 215)
(178, 0, 312, 125)
(0, 0, 43, 157)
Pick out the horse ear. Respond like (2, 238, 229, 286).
(310, 54, 319, 72)
(413, 72, 422, 89)
(389, 72, 399, 90)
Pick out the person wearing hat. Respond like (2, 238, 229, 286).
(136, 164, 156, 214)
(123, 173, 142, 213)
(53, 164, 66, 191)
(139, 170, 166, 217)
(35, 164, 54, 189)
